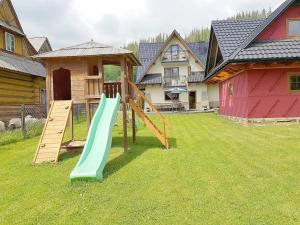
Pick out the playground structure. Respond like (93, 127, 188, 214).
(32, 41, 169, 179)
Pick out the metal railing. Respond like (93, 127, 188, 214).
(161, 50, 189, 63)
(163, 76, 188, 87)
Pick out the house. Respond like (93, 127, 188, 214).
(28, 37, 52, 54)
(136, 30, 219, 111)
(0, 0, 49, 121)
(205, 0, 300, 122)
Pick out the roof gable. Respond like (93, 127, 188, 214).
(231, 0, 298, 57)
(28, 37, 52, 54)
(211, 19, 264, 59)
(0, 0, 23, 35)
(137, 30, 208, 83)
(205, 0, 300, 81)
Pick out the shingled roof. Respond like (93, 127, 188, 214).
(137, 39, 208, 84)
(205, 0, 300, 81)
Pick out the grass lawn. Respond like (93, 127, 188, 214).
(0, 113, 300, 225)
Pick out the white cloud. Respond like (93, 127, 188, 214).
(12, 0, 284, 49)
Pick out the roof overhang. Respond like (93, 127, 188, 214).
(206, 58, 300, 83)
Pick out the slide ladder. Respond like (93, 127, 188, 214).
(128, 81, 169, 149)
(33, 100, 72, 164)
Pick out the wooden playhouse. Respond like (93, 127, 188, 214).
(33, 41, 169, 164)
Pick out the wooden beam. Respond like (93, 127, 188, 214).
(45, 62, 51, 112)
(85, 61, 91, 129)
(120, 57, 128, 153)
(98, 58, 104, 95)
(132, 109, 136, 143)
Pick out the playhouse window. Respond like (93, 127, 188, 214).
(5, 32, 15, 52)
(288, 20, 300, 37)
(289, 75, 300, 91)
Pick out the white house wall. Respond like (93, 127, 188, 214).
(147, 37, 204, 82)
(142, 36, 219, 111)
(144, 83, 210, 111)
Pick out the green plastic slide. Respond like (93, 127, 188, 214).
(70, 93, 121, 182)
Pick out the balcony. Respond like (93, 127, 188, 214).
(161, 50, 189, 64)
(163, 76, 187, 87)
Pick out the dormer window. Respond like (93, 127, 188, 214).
(287, 19, 300, 37)
(5, 32, 15, 52)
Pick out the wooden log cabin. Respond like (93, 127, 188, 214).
(0, 0, 51, 121)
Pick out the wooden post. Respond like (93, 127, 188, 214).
(84, 61, 91, 128)
(98, 58, 104, 95)
(128, 63, 136, 142)
(120, 57, 128, 153)
(70, 103, 74, 141)
(45, 63, 51, 112)
(132, 109, 136, 142)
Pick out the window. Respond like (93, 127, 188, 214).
(5, 32, 15, 52)
(288, 20, 300, 37)
(165, 91, 179, 101)
(165, 67, 179, 78)
(164, 67, 180, 86)
(40, 89, 47, 104)
(228, 83, 233, 96)
(289, 75, 300, 91)
(170, 44, 179, 57)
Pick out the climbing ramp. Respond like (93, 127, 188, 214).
(33, 100, 72, 164)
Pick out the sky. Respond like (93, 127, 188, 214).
(12, 0, 284, 49)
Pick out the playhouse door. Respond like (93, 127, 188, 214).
(53, 68, 71, 100)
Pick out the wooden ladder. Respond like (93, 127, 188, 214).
(128, 81, 169, 149)
(33, 100, 72, 164)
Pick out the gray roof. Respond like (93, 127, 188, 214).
(137, 42, 208, 83)
(0, 51, 45, 77)
(35, 41, 133, 58)
(139, 73, 162, 84)
(235, 39, 300, 60)
(188, 72, 205, 83)
(212, 19, 264, 59)
(206, 0, 300, 80)
(28, 37, 49, 52)
(0, 19, 23, 35)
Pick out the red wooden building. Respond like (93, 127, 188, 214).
(205, 0, 300, 122)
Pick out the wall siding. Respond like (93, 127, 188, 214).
(0, 69, 45, 105)
(219, 71, 249, 118)
(219, 69, 300, 119)
(247, 69, 300, 118)
(258, 6, 300, 40)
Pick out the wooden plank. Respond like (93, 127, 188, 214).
(0, 76, 33, 87)
(0, 72, 33, 81)
(120, 57, 128, 153)
(33, 100, 72, 164)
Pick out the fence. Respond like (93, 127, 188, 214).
(0, 103, 87, 146)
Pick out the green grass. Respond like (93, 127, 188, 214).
(0, 113, 300, 225)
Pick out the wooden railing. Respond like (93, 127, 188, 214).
(128, 80, 169, 149)
(104, 82, 121, 98)
(85, 76, 121, 99)
(85, 76, 103, 99)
